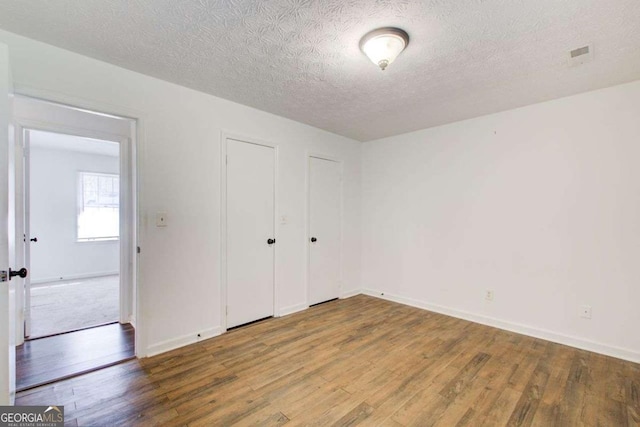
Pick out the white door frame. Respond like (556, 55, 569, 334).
(220, 132, 279, 331)
(15, 128, 28, 340)
(1, 43, 16, 404)
(10, 93, 142, 355)
(16, 122, 130, 339)
(305, 153, 344, 306)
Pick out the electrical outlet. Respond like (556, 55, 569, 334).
(156, 212, 167, 227)
(485, 290, 494, 301)
(580, 305, 592, 319)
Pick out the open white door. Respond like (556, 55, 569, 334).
(0, 42, 17, 405)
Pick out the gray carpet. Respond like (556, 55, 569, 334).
(29, 275, 119, 338)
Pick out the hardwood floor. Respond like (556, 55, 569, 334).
(17, 323, 135, 391)
(16, 295, 640, 426)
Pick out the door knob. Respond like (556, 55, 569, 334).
(30, 237, 38, 242)
(310, 237, 317, 242)
(267, 238, 276, 245)
(9, 268, 28, 280)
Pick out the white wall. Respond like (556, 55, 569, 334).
(29, 145, 119, 283)
(0, 29, 362, 356)
(362, 80, 640, 362)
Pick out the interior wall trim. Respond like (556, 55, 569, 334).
(279, 303, 308, 317)
(145, 326, 223, 358)
(340, 289, 361, 299)
(30, 271, 119, 285)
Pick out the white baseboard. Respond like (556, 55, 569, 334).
(362, 288, 640, 364)
(145, 326, 223, 358)
(340, 289, 361, 299)
(128, 315, 136, 330)
(279, 303, 308, 317)
(31, 271, 119, 285)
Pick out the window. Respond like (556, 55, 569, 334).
(78, 172, 119, 241)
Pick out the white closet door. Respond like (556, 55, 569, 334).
(308, 157, 341, 306)
(226, 139, 275, 328)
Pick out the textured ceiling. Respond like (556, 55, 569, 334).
(0, 1, 639, 141)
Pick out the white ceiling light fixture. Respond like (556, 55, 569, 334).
(360, 27, 410, 71)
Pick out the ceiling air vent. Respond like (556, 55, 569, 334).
(568, 44, 593, 67)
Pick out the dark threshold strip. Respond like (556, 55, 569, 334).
(17, 356, 136, 392)
(227, 316, 273, 331)
(309, 298, 339, 307)
(26, 320, 121, 341)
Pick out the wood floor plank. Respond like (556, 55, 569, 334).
(332, 401, 375, 426)
(285, 388, 359, 426)
(233, 407, 290, 426)
(476, 387, 523, 426)
(627, 404, 640, 425)
(447, 362, 516, 426)
(506, 362, 550, 426)
(14, 295, 640, 426)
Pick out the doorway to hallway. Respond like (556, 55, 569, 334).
(25, 129, 122, 339)
(12, 95, 138, 390)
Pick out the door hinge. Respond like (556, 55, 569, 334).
(0, 270, 7, 282)
(137, 246, 141, 254)
(226, 155, 228, 165)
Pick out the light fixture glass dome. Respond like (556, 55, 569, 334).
(360, 27, 409, 71)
